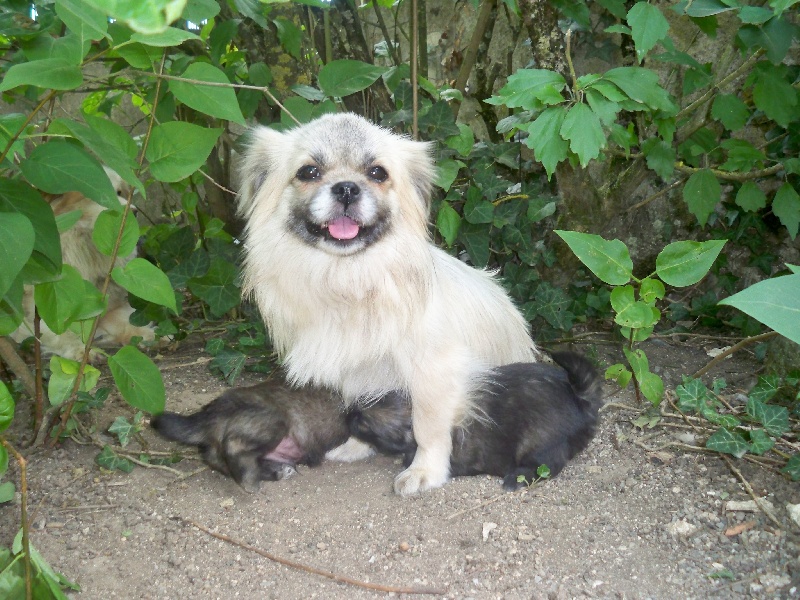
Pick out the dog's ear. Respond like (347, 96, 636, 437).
(402, 138, 435, 210)
(238, 126, 288, 218)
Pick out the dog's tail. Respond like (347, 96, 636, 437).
(550, 351, 604, 414)
(151, 412, 208, 445)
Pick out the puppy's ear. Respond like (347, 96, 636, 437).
(238, 126, 288, 218)
(402, 139, 435, 210)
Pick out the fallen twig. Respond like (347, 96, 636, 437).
(174, 517, 445, 595)
(692, 331, 778, 379)
(446, 484, 534, 520)
(721, 455, 782, 529)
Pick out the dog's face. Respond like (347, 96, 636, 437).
(239, 113, 435, 256)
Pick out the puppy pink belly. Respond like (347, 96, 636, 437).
(264, 436, 304, 462)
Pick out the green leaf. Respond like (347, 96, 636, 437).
(523, 106, 569, 179)
(605, 363, 632, 388)
(35, 265, 102, 335)
(526, 198, 557, 223)
(0, 381, 13, 433)
(719, 273, 800, 345)
(623, 348, 664, 404)
(169, 63, 245, 126)
(752, 68, 797, 128)
(0, 214, 35, 298)
(639, 277, 666, 303)
(48, 356, 101, 407)
(92, 210, 140, 258)
(20, 142, 119, 210)
(603, 67, 678, 113)
(317, 60, 387, 97)
(711, 94, 750, 130)
(783, 454, 800, 481)
(524, 283, 575, 330)
(560, 103, 605, 167)
(56, 0, 108, 41)
(111, 258, 178, 314)
(0, 59, 83, 92)
(186, 257, 241, 317)
(641, 138, 675, 180)
(682, 169, 721, 226)
(433, 159, 463, 192)
(436, 203, 461, 247)
(0, 481, 14, 503)
(584, 89, 621, 127)
(706, 427, 750, 458)
(656, 240, 726, 287)
(772, 183, 800, 240)
(108, 346, 165, 413)
(86, 0, 185, 34)
(95, 445, 134, 473)
(678, 0, 736, 17)
(735, 181, 767, 212)
(626, 2, 670, 61)
(130, 27, 200, 46)
(145, 122, 221, 183)
(445, 124, 475, 157)
(554, 230, 633, 285)
(746, 397, 789, 437)
(748, 374, 780, 403)
(611, 286, 660, 328)
(486, 69, 567, 110)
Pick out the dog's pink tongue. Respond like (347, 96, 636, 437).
(328, 217, 359, 240)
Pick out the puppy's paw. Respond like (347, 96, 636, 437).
(393, 464, 449, 496)
(325, 437, 376, 462)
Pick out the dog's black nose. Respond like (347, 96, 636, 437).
(331, 181, 360, 207)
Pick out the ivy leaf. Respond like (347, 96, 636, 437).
(523, 106, 569, 179)
(458, 223, 491, 268)
(656, 240, 726, 287)
(682, 169, 721, 226)
(626, 2, 670, 61)
(170, 63, 246, 126)
(705, 427, 750, 458)
(772, 183, 800, 240)
(748, 429, 774, 455)
(109, 346, 165, 414)
(746, 397, 789, 437)
(748, 374, 781, 403)
(210, 348, 246, 384)
(554, 230, 633, 285)
(711, 94, 750, 130)
(719, 273, 800, 345)
(735, 181, 767, 212)
(108, 415, 141, 447)
(187, 257, 241, 317)
(560, 103, 605, 167)
(783, 454, 800, 481)
(95, 445, 134, 473)
(675, 378, 710, 412)
(523, 283, 575, 330)
(433, 159, 463, 192)
(464, 188, 495, 224)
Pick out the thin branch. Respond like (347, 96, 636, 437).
(175, 517, 446, 595)
(721, 455, 782, 528)
(625, 179, 684, 213)
(692, 331, 779, 379)
(0, 338, 36, 399)
(1, 438, 32, 599)
(674, 162, 784, 182)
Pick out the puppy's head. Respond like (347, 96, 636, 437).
(347, 391, 416, 458)
(239, 113, 434, 256)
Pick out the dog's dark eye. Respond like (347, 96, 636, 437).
(296, 165, 321, 181)
(367, 166, 388, 183)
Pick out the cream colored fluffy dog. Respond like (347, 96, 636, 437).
(238, 113, 538, 495)
(12, 168, 155, 361)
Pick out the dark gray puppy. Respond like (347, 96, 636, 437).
(347, 352, 603, 490)
(151, 380, 350, 492)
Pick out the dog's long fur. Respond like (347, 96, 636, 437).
(151, 380, 350, 492)
(238, 113, 538, 495)
(11, 168, 155, 361)
(348, 352, 603, 490)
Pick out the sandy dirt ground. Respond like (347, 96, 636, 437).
(2, 339, 799, 599)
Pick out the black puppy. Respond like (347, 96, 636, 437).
(151, 380, 350, 492)
(347, 352, 603, 490)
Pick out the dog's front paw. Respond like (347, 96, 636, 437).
(325, 437, 376, 462)
(393, 464, 449, 496)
